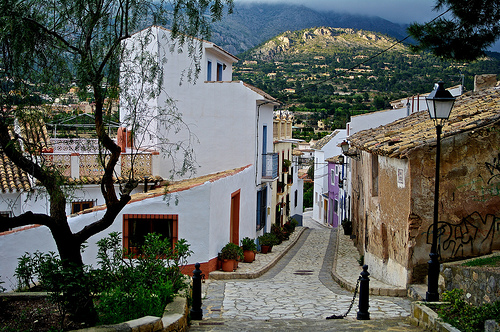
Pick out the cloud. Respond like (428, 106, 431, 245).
(235, 0, 438, 24)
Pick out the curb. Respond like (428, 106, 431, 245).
(330, 227, 407, 297)
(74, 294, 189, 332)
(209, 227, 307, 280)
(410, 302, 461, 332)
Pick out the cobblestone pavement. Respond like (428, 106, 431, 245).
(189, 213, 423, 331)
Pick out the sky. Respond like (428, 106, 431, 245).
(235, 0, 440, 24)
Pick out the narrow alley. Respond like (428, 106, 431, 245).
(189, 212, 423, 331)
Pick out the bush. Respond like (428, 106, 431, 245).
(220, 242, 243, 260)
(241, 237, 257, 252)
(258, 233, 279, 246)
(429, 289, 500, 332)
(14, 232, 193, 326)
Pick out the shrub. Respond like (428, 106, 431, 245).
(241, 237, 257, 252)
(258, 233, 279, 246)
(429, 289, 500, 332)
(14, 232, 193, 326)
(220, 242, 243, 260)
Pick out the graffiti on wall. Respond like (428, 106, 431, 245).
(456, 153, 500, 202)
(485, 153, 500, 185)
(426, 212, 500, 259)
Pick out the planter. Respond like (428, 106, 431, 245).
(221, 259, 235, 272)
(243, 250, 256, 263)
(261, 245, 272, 254)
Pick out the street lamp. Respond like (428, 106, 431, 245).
(425, 81, 455, 302)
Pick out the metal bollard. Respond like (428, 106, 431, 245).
(357, 264, 370, 320)
(190, 262, 203, 320)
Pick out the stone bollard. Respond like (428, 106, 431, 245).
(357, 264, 370, 320)
(190, 263, 203, 320)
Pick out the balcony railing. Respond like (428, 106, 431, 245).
(42, 152, 156, 180)
(262, 153, 279, 181)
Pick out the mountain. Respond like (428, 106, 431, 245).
(209, 3, 410, 55)
(245, 27, 407, 61)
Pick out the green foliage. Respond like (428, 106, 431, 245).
(220, 242, 243, 260)
(462, 255, 500, 267)
(13, 232, 193, 326)
(303, 182, 313, 208)
(431, 289, 500, 332)
(408, 0, 500, 61)
(240, 237, 257, 252)
(271, 224, 288, 243)
(258, 232, 279, 247)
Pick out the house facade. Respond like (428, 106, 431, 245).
(271, 111, 303, 227)
(311, 130, 347, 224)
(348, 84, 500, 288)
(325, 156, 343, 228)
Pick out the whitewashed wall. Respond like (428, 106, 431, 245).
(0, 166, 254, 291)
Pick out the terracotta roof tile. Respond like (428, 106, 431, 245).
(0, 150, 31, 193)
(350, 86, 500, 158)
(312, 130, 340, 150)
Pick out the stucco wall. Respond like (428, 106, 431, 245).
(0, 166, 255, 292)
(352, 152, 411, 287)
(408, 122, 500, 280)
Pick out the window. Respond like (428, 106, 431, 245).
(0, 211, 11, 232)
(123, 214, 178, 253)
(207, 60, 212, 81)
(334, 199, 338, 213)
(372, 155, 379, 196)
(294, 190, 298, 208)
(72, 200, 95, 214)
(331, 169, 335, 185)
(217, 62, 223, 81)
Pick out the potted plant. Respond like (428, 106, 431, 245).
(341, 218, 352, 236)
(241, 237, 257, 263)
(220, 242, 243, 272)
(258, 233, 278, 254)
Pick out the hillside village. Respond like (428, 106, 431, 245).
(1, 13, 500, 332)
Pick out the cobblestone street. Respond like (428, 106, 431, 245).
(189, 212, 423, 331)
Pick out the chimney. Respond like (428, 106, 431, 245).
(474, 74, 498, 92)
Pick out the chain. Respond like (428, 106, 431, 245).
(326, 276, 361, 320)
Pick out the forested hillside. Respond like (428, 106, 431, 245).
(233, 27, 500, 140)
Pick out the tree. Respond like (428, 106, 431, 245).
(408, 0, 500, 61)
(0, 0, 233, 324)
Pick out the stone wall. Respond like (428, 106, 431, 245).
(441, 254, 500, 307)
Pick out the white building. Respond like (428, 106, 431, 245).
(311, 130, 347, 224)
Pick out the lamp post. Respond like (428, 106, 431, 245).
(425, 81, 455, 302)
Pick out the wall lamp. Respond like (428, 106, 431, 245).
(340, 140, 359, 159)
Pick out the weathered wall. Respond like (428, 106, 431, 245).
(408, 122, 500, 281)
(351, 152, 412, 287)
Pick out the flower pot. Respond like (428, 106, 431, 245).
(260, 245, 272, 254)
(222, 259, 235, 272)
(243, 250, 256, 262)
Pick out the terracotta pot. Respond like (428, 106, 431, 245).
(261, 245, 272, 254)
(243, 250, 256, 262)
(221, 259, 235, 272)
(234, 260, 239, 270)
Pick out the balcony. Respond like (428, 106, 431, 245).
(42, 138, 158, 180)
(262, 153, 279, 181)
